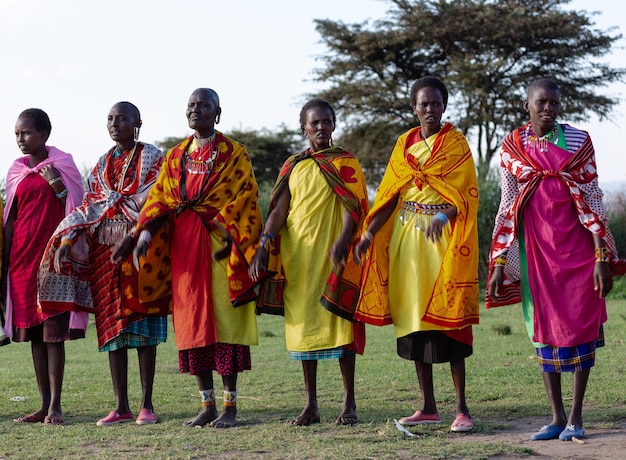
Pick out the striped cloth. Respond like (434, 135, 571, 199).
(99, 316, 168, 352)
(289, 347, 355, 361)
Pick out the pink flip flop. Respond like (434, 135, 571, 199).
(398, 410, 441, 426)
(451, 413, 473, 432)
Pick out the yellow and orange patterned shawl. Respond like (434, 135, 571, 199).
(257, 147, 369, 321)
(133, 132, 262, 312)
(355, 123, 480, 328)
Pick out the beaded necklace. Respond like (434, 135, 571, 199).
(185, 132, 217, 174)
(112, 141, 138, 191)
(526, 123, 558, 153)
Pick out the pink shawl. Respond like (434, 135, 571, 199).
(3, 146, 88, 337)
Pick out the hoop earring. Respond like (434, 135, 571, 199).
(134, 127, 140, 141)
(215, 114, 221, 125)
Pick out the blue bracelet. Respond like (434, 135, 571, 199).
(434, 212, 449, 224)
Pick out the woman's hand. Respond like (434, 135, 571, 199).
(329, 235, 350, 269)
(39, 164, 61, 183)
(133, 240, 149, 270)
(249, 248, 268, 282)
(54, 243, 72, 272)
(593, 262, 613, 298)
(487, 265, 504, 299)
(111, 235, 134, 264)
(353, 237, 371, 265)
(212, 234, 232, 262)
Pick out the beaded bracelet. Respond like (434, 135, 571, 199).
(361, 230, 373, 242)
(494, 254, 507, 266)
(434, 212, 449, 224)
(60, 236, 73, 248)
(48, 177, 62, 186)
(259, 231, 274, 251)
(137, 229, 152, 246)
(595, 247, 610, 264)
(55, 188, 68, 199)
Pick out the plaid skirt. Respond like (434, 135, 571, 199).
(536, 326, 605, 373)
(99, 316, 168, 352)
(289, 347, 355, 361)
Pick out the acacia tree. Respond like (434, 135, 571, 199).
(155, 127, 302, 186)
(313, 0, 625, 180)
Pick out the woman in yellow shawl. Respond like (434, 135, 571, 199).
(132, 88, 262, 429)
(354, 77, 479, 432)
(250, 99, 368, 426)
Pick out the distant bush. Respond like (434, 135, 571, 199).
(606, 188, 626, 299)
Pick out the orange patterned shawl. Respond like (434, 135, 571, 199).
(134, 132, 262, 312)
(355, 123, 480, 327)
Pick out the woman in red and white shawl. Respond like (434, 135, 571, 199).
(3, 108, 87, 426)
(487, 79, 624, 442)
(43, 102, 166, 427)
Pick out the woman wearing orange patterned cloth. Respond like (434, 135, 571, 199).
(40, 102, 167, 426)
(354, 77, 479, 432)
(133, 88, 262, 429)
(250, 99, 368, 426)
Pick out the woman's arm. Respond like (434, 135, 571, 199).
(2, 200, 18, 302)
(592, 233, 613, 298)
(249, 186, 291, 281)
(353, 195, 398, 265)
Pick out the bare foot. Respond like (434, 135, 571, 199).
(183, 406, 218, 428)
(336, 401, 357, 425)
(210, 406, 237, 428)
(289, 408, 321, 426)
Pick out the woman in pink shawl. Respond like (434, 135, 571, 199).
(487, 79, 624, 442)
(2, 108, 87, 426)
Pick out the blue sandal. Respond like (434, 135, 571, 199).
(530, 424, 566, 440)
(559, 424, 585, 441)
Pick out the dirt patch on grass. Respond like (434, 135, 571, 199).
(451, 415, 626, 459)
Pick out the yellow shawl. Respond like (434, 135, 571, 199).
(133, 132, 262, 313)
(355, 123, 479, 327)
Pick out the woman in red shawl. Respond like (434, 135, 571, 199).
(133, 88, 262, 429)
(487, 79, 623, 441)
(3, 108, 87, 426)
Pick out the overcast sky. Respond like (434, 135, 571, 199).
(1, 0, 624, 187)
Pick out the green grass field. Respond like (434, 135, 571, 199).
(0, 299, 624, 459)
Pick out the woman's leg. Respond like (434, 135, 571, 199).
(450, 358, 469, 415)
(210, 373, 239, 428)
(30, 341, 51, 418)
(108, 348, 130, 414)
(291, 360, 320, 425)
(569, 368, 590, 427)
(137, 345, 157, 411)
(541, 372, 567, 426)
(415, 361, 437, 414)
(46, 341, 65, 419)
(336, 354, 357, 425)
(183, 372, 217, 427)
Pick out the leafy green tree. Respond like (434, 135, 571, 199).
(154, 126, 303, 190)
(314, 0, 625, 180)
(228, 126, 303, 185)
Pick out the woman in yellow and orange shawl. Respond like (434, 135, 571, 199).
(354, 77, 479, 432)
(132, 88, 262, 429)
(250, 99, 368, 426)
